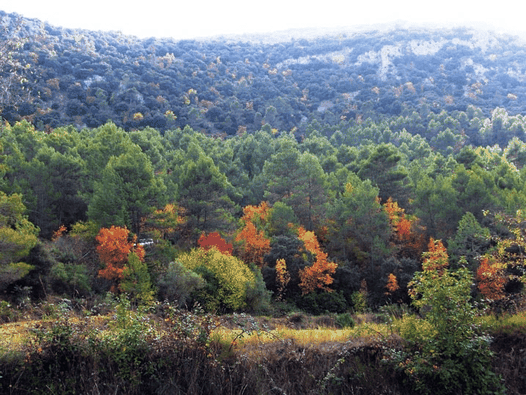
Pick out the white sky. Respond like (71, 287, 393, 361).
(0, 0, 524, 40)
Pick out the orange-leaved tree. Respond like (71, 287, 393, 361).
(476, 257, 506, 301)
(198, 231, 233, 255)
(422, 238, 449, 275)
(297, 226, 337, 294)
(383, 197, 426, 259)
(96, 226, 145, 292)
(385, 273, 400, 296)
(235, 202, 271, 266)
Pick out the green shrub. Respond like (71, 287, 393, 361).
(335, 312, 355, 328)
(157, 260, 206, 307)
(50, 261, 91, 296)
(177, 248, 262, 312)
(350, 290, 367, 313)
(120, 252, 155, 307)
(388, 265, 505, 394)
(296, 290, 347, 315)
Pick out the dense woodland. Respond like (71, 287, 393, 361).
(1, 11, 526, 394)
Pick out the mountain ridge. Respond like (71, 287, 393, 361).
(2, 10, 526, 137)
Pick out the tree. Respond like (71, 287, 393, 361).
(0, 16, 36, 113)
(412, 174, 461, 239)
(447, 212, 491, 269)
(157, 260, 205, 307)
(140, 203, 186, 240)
(88, 145, 165, 233)
(275, 258, 290, 300)
(401, 240, 503, 395)
(294, 152, 328, 231)
(23, 145, 87, 238)
(476, 257, 506, 301)
(385, 273, 399, 295)
(327, 173, 391, 265)
(198, 232, 233, 255)
(235, 202, 271, 267)
(297, 226, 337, 294)
(262, 136, 302, 204)
(421, 238, 448, 274)
(0, 191, 39, 292)
(96, 226, 145, 292)
(120, 252, 155, 306)
(357, 143, 409, 205)
(175, 144, 236, 239)
(177, 248, 268, 312)
(383, 197, 426, 260)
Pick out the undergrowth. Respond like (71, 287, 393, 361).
(0, 299, 524, 394)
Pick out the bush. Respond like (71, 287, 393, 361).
(177, 248, 264, 312)
(388, 261, 505, 394)
(157, 260, 206, 307)
(335, 312, 355, 328)
(50, 262, 91, 296)
(296, 290, 347, 315)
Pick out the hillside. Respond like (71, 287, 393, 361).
(2, 10, 526, 394)
(2, 10, 526, 140)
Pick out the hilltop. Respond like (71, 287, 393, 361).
(2, 10, 526, 137)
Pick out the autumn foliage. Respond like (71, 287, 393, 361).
(96, 226, 145, 291)
(422, 238, 449, 274)
(198, 231, 233, 255)
(384, 197, 426, 259)
(141, 203, 186, 239)
(275, 258, 290, 300)
(385, 273, 400, 295)
(476, 257, 506, 300)
(297, 226, 337, 294)
(235, 202, 271, 266)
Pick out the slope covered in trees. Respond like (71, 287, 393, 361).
(2, 10, 526, 144)
(2, 11, 526, 394)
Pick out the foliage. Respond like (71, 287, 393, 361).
(297, 226, 337, 294)
(275, 258, 290, 301)
(383, 197, 426, 260)
(350, 280, 369, 313)
(334, 312, 355, 328)
(177, 248, 267, 312)
(421, 238, 448, 273)
(476, 257, 506, 301)
(385, 273, 400, 295)
(49, 261, 91, 296)
(157, 260, 206, 307)
(95, 226, 145, 292)
(198, 231, 233, 255)
(140, 202, 185, 239)
(235, 202, 271, 266)
(295, 290, 347, 315)
(0, 191, 39, 291)
(391, 240, 505, 395)
(120, 252, 155, 306)
(447, 211, 491, 269)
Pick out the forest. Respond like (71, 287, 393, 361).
(1, 10, 526, 395)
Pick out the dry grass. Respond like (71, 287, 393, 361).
(0, 320, 38, 351)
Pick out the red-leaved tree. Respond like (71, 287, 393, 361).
(476, 257, 506, 301)
(198, 231, 233, 255)
(96, 226, 145, 292)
